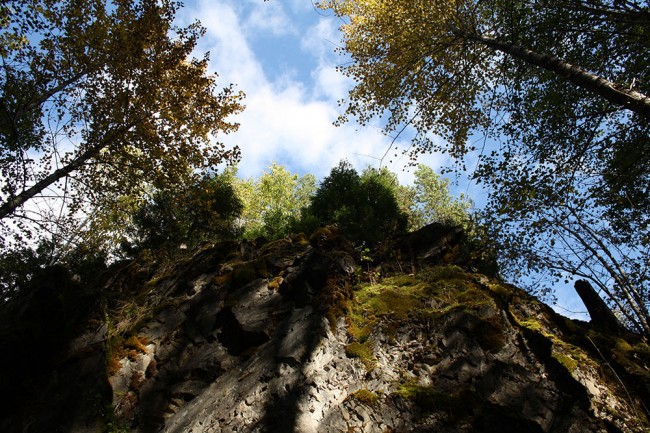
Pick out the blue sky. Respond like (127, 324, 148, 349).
(177, 0, 449, 182)
(177, 0, 590, 321)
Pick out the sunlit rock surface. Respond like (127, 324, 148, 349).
(1, 225, 649, 433)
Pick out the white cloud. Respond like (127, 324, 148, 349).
(300, 18, 341, 61)
(300, 19, 355, 104)
(179, 0, 445, 185)
(232, 82, 398, 179)
(242, 0, 297, 37)
(311, 65, 352, 103)
(184, 1, 266, 90)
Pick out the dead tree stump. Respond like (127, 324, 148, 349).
(574, 279, 625, 334)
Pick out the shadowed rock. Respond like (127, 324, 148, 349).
(1, 232, 648, 433)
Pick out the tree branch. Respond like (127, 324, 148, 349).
(0, 115, 145, 219)
(451, 27, 650, 120)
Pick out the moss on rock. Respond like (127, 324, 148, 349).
(349, 389, 380, 406)
(230, 259, 268, 287)
(395, 384, 473, 418)
(345, 341, 377, 371)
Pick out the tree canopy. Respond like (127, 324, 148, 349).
(320, 0, 648, 154)
(320, 0, 648, 216)
(320, 0, 650, 334)
(0, 0, 243, 247)
(307, 161, 408, 244)
(121, 173, 243, 258)
(236, 163, 317, 240)
(411, 164, 472, 229)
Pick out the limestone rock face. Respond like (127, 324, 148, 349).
(1, 225, 649, 433)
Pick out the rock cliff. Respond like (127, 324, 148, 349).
(1, 224, 649, 433)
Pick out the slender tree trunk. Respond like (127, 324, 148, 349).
(0, 105, 155, 219)
(453, 28, 650, 120)
(0, 144, 104, 219)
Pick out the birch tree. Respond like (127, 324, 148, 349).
(320, 0, 649, 334)
(0, 0, 244, 246)
(236, 163, 317, 240)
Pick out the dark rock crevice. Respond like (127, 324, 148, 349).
(214, 307, 271, 356)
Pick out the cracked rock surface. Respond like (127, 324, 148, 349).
(2, 225, 649, 433)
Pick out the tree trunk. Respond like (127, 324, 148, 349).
(574, 279, 626, 334)
(454, 28, 650, 120)
(0, 111, 152, 219)
(0, 144, 104, 219)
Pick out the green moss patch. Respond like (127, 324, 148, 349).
(426, 283, 494, 314)
(395, 384, 473, 418)
(343, 266, 504, 372)
(230, 259, 268, 287)
(345, 341, 377, 371)
(591, 332, 650, 382)
(346, 275, 427, 343)
(514, 313, 594, 375)
(418, 265, 466, 282)
(552, 352, 579, 373)
(359, 287, 422, 319)
(349, 266, 497, 337)
(517, 318, 544, 333)
(486, 282, 516, 299)
(349, 389, 380, 405)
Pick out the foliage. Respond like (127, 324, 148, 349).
(0, 243, 52, 302)
(307, 161, 408, 244)
(320, 0, 650, 335)
(0, 238, 108, 303)
(308, 160, 361, 232)
(410, 164, 472, 229)
(121, 173, 243, 258)
(0, 0, 243, 249)
(320, 0, 648, 167)
(349, 164, 472, 232)
(236, 163, 317, 240)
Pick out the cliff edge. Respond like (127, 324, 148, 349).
(1, 224, 648, 433)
